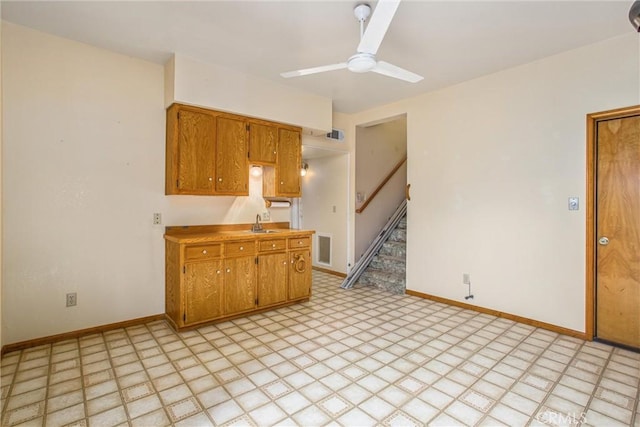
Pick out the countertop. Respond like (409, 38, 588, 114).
(164, 223, 315, 244)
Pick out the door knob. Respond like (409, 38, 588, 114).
(598, 237, 609, 246)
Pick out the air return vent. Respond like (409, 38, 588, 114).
(317, 233, 332, 266)
(325, 129, 345, 142)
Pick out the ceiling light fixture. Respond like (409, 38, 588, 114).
(631, 0, 640, 31)
(300, 163, 309, 177)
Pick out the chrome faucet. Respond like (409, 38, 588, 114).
(252, 214, 263, 232)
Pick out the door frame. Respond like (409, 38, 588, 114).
(585, 104, 640, 340)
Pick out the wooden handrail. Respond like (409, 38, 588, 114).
(356, 156, 407, 214)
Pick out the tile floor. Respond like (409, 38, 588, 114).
(1, 270, 639, 426)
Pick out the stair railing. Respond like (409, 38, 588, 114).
(341, 199, 407, 289)
(356, 156, 407, 214)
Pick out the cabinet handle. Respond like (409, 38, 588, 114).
(293, 254, 307, 273)
(202, 250, 207, 254)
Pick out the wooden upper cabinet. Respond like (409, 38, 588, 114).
(166, 104, 216, 195)
(166, 103, 300, 197)
(277, 128, 302, 197)
(248, 121, 277, 164)
(215, 115, 249, 195)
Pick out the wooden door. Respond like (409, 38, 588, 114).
(184, 260, 224, 324)
(277, 128, 301, 197)
(289, 249, 311, 300)
(216, 115, 249, 195)
(175, 108, 216, 194)
(258, 252, 288, 307)
(595, 112, 640, 348)
(224, 256, 257, 314)
(249, 122, 277, 164)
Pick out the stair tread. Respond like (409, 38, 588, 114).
(374, 253, 406, 263)
(360, 269, 405, 282)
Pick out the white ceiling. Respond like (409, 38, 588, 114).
(1, 1, 635, 113)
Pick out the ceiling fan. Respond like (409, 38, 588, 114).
(281, 0, 423, 83)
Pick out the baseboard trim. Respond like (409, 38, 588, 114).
(1, 314, 165, 356)
(312, 266, 347, 278)
(405, 290, 588, 341)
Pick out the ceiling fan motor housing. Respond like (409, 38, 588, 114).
(348, 53, 376, 73)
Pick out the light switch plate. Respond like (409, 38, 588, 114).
(568, 197, 579, 211)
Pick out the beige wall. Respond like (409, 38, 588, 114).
(1, 23, 291, 345)
(167, 54, 332, 133)
(0, 13, 4, 347)
(301, 154, 349, 274)
(347, 33, 640, 332)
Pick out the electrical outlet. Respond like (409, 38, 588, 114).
(66, 293, 77, 307)
(463, 273, 470, 285)
(153, 213, 162, 225)
(261, 211, 270, 221)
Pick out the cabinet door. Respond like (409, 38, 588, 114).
(258, 252, 288, 307)
(224, 256, 257, 314)
(216, 116, 249, 195)
(289, 249, 311, 300)
(184, 260, 224, 324)
(249, 122, 277, 164)
(277, 128, 302, 197)
(174, 108, 216, 194)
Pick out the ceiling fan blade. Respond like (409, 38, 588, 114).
(357, 0, 401, 55)
(281, 63, 348, 78)
(372, 61, 423, 83)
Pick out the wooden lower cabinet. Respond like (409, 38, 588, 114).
(258, 252, 288, 307)
(165, 229, 314, 331)
(184, 260, 223, 324)
(289, 249, 311, 300)
(224, 255, 257, 315)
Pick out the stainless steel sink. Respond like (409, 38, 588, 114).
(246, 229, 282, 234)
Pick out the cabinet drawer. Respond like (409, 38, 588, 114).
(185, 244, 222, 261)
(259, 239, 286, 252)
(288, 237, 310, 249)
(225, 241, 256, 257)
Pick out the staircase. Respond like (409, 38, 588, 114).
(356, 215, 406, 294)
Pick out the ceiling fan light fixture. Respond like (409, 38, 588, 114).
(347, 53, 376, 73)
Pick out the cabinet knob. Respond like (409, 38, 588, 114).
(272, 244, 276, 248)
(280, 181, 284, 185)
(298, 241, 303, 245)
(226, 268, 231, 273)
(216, 270, 221, 274)
(240, 246, 244, 251)
(208, 177, 213, 181)
(218, 178, 223, 182)
(202, 250, 207, 254)
(283, 261, 287, 265)
(273, 151, 277, 154)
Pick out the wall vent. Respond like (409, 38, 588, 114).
(325, 129, 345, 142)
(317, 233, 332, 266)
